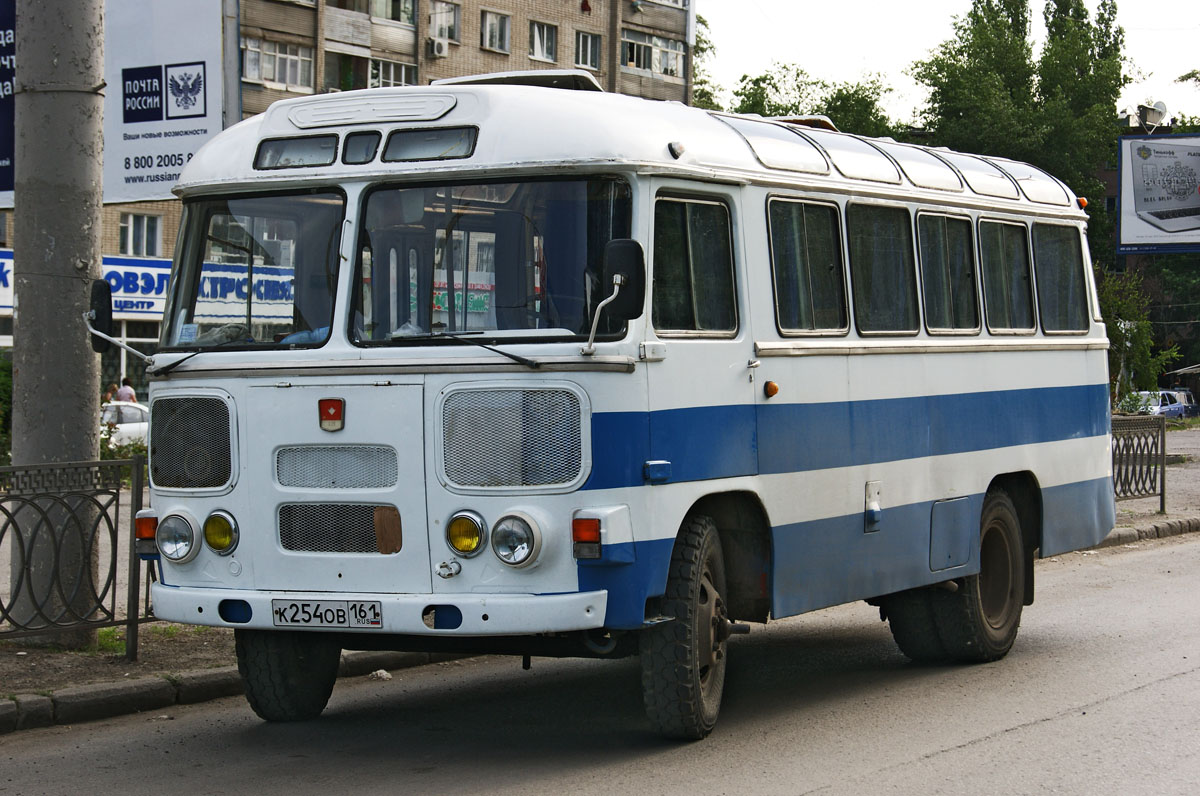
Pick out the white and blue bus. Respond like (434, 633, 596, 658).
(90, 71, 1115, 739)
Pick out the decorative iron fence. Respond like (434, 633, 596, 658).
(1112, 415, 1166, 512)
(0, 456, 153, 660)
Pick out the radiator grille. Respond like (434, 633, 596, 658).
(279, 504, 400, 554)
(276, 445, 398, 489)
(150, 396, 232, 489)
(441, 388, 583, 488)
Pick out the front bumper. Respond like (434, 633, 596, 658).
(151, 583, 608, 636)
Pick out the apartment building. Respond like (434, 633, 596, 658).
(82, 0, 695, 390)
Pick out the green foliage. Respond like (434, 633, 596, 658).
(1097, 268, 1178, 401)
(730, 64, 898, 137)
(912, 0, 1127, 215)
(691, 15, 722, 111)
(99, 422, 147, 461)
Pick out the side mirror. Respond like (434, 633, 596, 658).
(89, 279, 114, 353)
(601, 239, 645, 321)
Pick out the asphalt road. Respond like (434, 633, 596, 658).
(3, 535, 1198, 796)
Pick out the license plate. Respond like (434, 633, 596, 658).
(271, 600, 382, 629)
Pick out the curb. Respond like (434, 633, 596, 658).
(3, 519, 1197, 735)
(1, 649, 444, 736)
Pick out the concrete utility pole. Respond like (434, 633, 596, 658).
(10, 0, 105, 647)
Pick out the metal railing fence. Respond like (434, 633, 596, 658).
(0, 456, 152, 660)
(1111, 415, 1166, 513)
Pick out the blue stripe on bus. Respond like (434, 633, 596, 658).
(583, 383, 1110, 490)
(581, 475, 1114, 628)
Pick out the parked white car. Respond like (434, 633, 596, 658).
(100, 401, 149, 445)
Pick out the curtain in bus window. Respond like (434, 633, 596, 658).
(979, 221, 1034, 330)
(847, 205, 917, 333)
(652, 199, 736, 332)
(1032, 224, 1088, 332)
(769, 200, 846, 332)
(918, 214, 978, 331)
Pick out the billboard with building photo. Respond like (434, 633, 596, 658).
(1117, 133, 1200, 254)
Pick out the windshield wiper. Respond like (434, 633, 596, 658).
(151, 334, 254, 377)
(401, 329, 541, 369)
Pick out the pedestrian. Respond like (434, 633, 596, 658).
(102, 382, 119, 403)
(114, 377, 137, 403)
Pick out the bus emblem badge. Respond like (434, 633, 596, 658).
(318, 398, 344, 432)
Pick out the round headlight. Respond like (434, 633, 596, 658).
(447, 510, 486, 557)
(491, 512, 540, 567)
(203, 510, 239, 555)
(157, 514, 198, 563)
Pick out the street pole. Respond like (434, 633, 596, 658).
(10, 0, 104, 647)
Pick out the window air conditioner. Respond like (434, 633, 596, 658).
(427, 37, 449, 58)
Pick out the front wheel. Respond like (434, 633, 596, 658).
(640, 515, 730, 740)
(235, 629, 342, 721)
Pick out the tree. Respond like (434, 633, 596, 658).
(911, 0, 1039, 161)
(730, 65, 897, 137)
(691, 15, 722, 110)
(1098, 269, 1177, 405)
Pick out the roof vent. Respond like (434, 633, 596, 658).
(432, 69, 604, 92)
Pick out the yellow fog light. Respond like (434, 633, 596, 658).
(203, 510, 239, 555)
(447, 510, 486, 557)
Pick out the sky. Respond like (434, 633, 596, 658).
(694, 0, 1200, 125)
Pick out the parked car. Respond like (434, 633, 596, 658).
(1172, 388, 1199, 418)
(100, 400, 149, 445)
(1134, 390, 1186, 419)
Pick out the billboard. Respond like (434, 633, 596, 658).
(1117, 133, 1200, 254)
(102, 0, 223, 203)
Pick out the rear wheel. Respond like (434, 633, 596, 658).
(640, 515, 729, 740)
(932, 489, 1025, 662)
(235, 629, 341, 721)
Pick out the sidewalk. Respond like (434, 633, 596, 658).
(5, 431, 1200, 735)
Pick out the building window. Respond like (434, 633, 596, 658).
(0, 210, 7, 247)
(431, 1, 460, 41)
(621, 29, 685, 78)
(119, 213, 161, 258)
(370, 59, 417, 87)
(325, 53, 369, 92)
(529, 21, 557, 63)
(575, 31, 601, 70)
(649, 0, 688, 6)
(370, 0, 414, 23)
(243, 38, 314, 90)
(481, 11, 511, 53)
(332, 0, 368, 12)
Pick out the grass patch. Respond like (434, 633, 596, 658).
(94, 627, 125, 655)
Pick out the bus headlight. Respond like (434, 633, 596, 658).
(203, 510, 239, 555)
(157, 514, 199, 563)
(491, 512, 541, 568)
(447, 510, 486, 557)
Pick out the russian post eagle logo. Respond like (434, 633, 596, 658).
(169, 72, 204, 110)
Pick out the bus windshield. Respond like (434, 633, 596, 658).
(161, 191, 345, 349)
(351, 177, 631, 344)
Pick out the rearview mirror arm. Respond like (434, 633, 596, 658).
(83, 310, 155, 366)
(581, 274, 625, 356)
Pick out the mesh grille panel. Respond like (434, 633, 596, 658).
(150, 397, 232, 489)
(442, 389, 582, 487)
(276, 446, 398, 489)
(279, 504, 395, 554)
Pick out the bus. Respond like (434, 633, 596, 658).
(89, 70, 1115, 740)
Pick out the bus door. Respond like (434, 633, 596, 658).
(644, 189, 758, 487)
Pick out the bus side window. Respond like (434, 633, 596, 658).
(768, 199, 847, 333)
(846, 204, 918, 334)
(918, 213, 979, 333)
(979, 220, 1035, 332)
(1032, 223, 1088, 333)
(652, 197, 736, 333)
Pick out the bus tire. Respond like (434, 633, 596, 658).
(882, 589, 949, 663)
(235, 629, 341, 722)
(932, 489, 1025, 662)
(640, 514, 729, 740)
